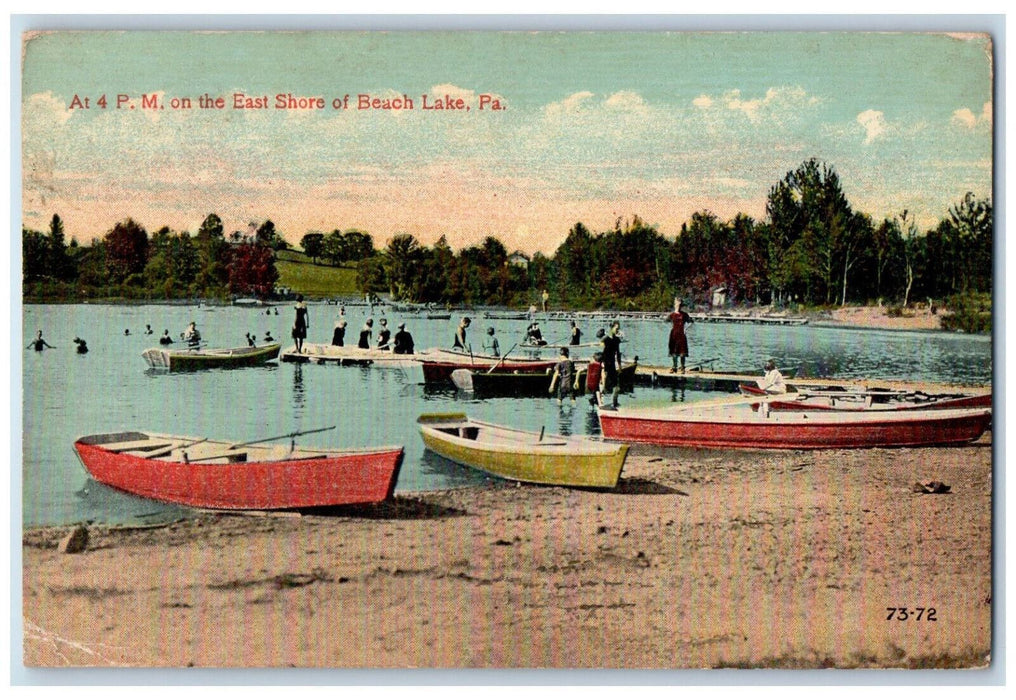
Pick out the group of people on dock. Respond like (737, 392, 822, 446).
(286, 297, 416, 355)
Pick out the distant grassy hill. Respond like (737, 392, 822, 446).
(275, 249, 361, 298)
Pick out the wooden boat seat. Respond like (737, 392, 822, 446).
(106, 440, 176, 454)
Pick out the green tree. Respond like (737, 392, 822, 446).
(22, 227, 48, 283)
(301, 232, 325, 263)
(46, 214, 75, 281)
(321, 230, 346, 266)
(342, 230, 374, 261)
(383, 234, 424, 300)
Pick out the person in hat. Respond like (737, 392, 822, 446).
(667, 297, 693, 373)
(393, 323, 415, 355)
(482, 326, 501, 357)
(376, 318, 392, 350)
(757, 359, 787, 394)
(525, 322, 547, 346)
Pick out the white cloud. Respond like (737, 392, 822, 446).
(429, 83, 476, 101)
(544, 91, 595, 117)
(951, 107, 977, 129)
(23, 91, 75, 128)
(603, 91, 648, 112)
(857, 109, 887, 144)
(951, 103, 992, 130)
(691, 86, 815, 123)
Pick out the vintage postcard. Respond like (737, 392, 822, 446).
(18, 26, 995, 674)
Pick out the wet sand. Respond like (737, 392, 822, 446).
(22, 436, 993, 669)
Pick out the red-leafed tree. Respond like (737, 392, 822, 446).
(227, 242, 279, 299)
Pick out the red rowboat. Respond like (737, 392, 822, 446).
(738, 383, 992, 411)
(597, 398, 992, 450)
(420, 349, 559, 385)
(74, 430, 403, 509)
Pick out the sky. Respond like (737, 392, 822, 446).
(20, 30, 994, 255)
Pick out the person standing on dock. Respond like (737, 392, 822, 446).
(358, 319, 374, 349)
(292, 295, 309, 354)
(756, 359, 787, 394)
(668, 298, 693, 373)
(331, 319, 346, 347)
(600, 321, 623, 409)
(453, 317, 471, 351)
(393, 323, 415, 354)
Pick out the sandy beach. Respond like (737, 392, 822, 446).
(820, 305, 946, 332)
(22, 434, 993, 669)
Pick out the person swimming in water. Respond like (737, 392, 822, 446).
(27, 330, 54, 352)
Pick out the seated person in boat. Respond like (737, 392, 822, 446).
(756, 359, 787, 394)
(525, 322, 547, 346)
(183, 321, 201, 347)
(482, 327, 501, 357)
(549, 347, 577, 405)
(393, 323, 415, 354)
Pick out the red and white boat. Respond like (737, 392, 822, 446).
(597, 397, 992, 450)
(74, 430, 403, 509)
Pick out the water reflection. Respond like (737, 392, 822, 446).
(291, 363, 306, 418)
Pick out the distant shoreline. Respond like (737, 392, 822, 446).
(22, 299, 982, 336)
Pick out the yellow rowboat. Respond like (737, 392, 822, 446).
(417, 413, 629, 488)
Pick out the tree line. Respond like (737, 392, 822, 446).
(23, 158, 991, 317)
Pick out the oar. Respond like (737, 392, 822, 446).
(686, 356, 720, 372)
(487, 342, 519, 373)
(229, 425, 336, 450)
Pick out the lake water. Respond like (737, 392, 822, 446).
(20, 302, 992, 527)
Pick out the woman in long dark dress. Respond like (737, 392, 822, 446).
(292, 295, 309, 354)
(668, 298, 692, 373)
